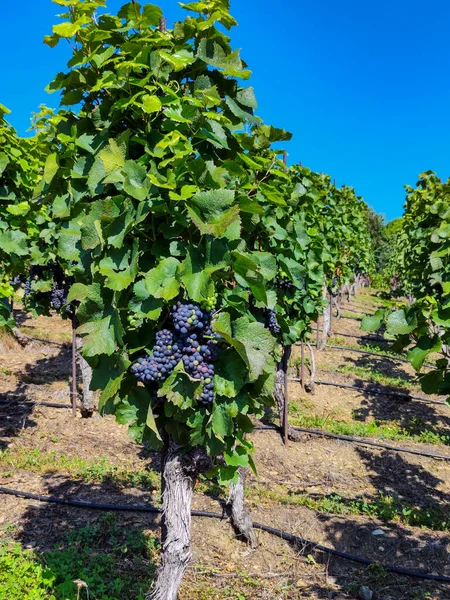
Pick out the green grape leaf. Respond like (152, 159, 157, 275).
(144, 257, 181, 300)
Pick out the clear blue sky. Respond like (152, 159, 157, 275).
(2, 0, 450, 221)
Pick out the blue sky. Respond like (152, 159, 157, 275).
(2, 0, 450, 221)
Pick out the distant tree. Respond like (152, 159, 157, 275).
(368, 210, 389, 273)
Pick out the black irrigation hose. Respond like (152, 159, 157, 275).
(325, 344, 435, 369)
(341, 307, 371, 316)
(253, 425, 450, 461)
(326, 344, 411, 364)
(288, 378, 448, 407)
(1, 486, 449, 583)
(341, 304, 374, 314)
(0, 398, 71, 410)
(310, 329, 388, 343)
(28, 336, 66, 348)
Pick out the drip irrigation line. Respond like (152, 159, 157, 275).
(253, 425, 450, 461)
(309, 329, 388, 343)
(288, 378, 447, 407)
(0, 398, 71, 409)
(12, 330, 67, 348)
(1, 486, 449, 583)
(28, 336, 66, 348)
(341, 304, 378, 313)
(324, 344, 437, 368)
(326, 344, 411, 363)
(340, 307, 371, 316)
(340, 316, 363, 322)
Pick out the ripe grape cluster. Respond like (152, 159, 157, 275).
(265, 309, 281, 334)
(50, 283, 69, 310)
(274, 276, 294, 291)
(132, 330, 182, 382)
(172, 302, 204, 334)
(328, 275, 340, 295)
(9, 275, 24, 288)
(24, 266, 44, 297)
(22, 264, 73, 312)
(132, 302, 221, 406)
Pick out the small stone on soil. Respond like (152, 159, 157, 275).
(359, 586, 374, 600)
(372, 528, 385, 535)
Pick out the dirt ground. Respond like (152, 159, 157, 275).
(1, 295, 450, 600)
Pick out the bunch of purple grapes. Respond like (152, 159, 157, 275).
(132, 330, 182, 383)
(22, 263, 74, 312)
(180, 333, 216, 404)
(131, 302, 221, 406)
(24, 266, 44, 297)
(274, 277, 295, 291)
(172, 302, 205, 334)
(265, 309, 281, 335)
(50, 284, 69, 310)
(9, 275, 24, 288)
(24, 280, 32, 297)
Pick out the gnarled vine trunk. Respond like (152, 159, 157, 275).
(227, 466, 258, 548)
(11, 327, 34, 348)
(274, 362, 285, 417)
(274, 348, 302, 442)
(148, 441, 210, 600)
(75, 337, 95, 418)
(334, 291, 342, 320)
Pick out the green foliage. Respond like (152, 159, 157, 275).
(288, 166, 374, 289)
(287, 406, 450, 446)
(0, 112, 48, 301)
(0, 543, 55, 600)
(256, 488, 450, 531)
(36, 0, 292, 480)
(0, 447, 159, 490)
(0, 517, 158, 600)
(370, 172, 450, 400)
(1, 0, 374, 483)
(367, 209, 388, 273)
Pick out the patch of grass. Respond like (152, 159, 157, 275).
(0, 514, 158, 599)
(0, 447, 159, 490)
(326, 339, 437, 370)
(359, 292, 401, 309)
(333, 363, 416, 390)
(252, 488, 450, 531)
(289, 355, 311, 371)
(340, 312, 364, 321)
(287, 406, 450, 446)
(327, 336, 401, 357)
(20, 325, 72, 343)
(0, 543, 55, 599)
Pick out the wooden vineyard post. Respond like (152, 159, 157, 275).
(300, 342, 305, 391)
(282, 345, 292, 447)
(159, 16, 167, 32)
(71, 316, 77, 418)
(316, 315, 320, 349)
(329, 291, 333, 335)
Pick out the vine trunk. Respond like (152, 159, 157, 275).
(148, 440, 210, 600)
